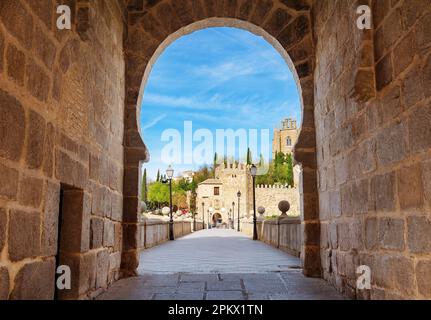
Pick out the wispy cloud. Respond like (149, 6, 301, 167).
(142, 114, 167, 131)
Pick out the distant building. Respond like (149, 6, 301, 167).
(272, 118, 299, 158)
(174, 170, 195, 183)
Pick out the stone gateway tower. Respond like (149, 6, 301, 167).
(272, 118, 299, 157)
(0, 0, 430, 300)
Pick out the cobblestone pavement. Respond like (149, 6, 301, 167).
(98, 229, 346, 300)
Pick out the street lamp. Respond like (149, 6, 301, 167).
(231, 202, 235, 229)
(166, 165, 174, 240)
(201, 202, 205, 229)
(250, 164, 258, 240)
(237, 191, 241, 232)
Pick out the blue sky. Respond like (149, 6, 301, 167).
(140, 27, 301, 180)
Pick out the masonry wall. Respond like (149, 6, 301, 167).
(0, 0, 127, 299)
(314, 0, 431, 299)
(255, 185, 300, 217)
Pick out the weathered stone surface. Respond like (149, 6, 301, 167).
(26, 59, 50, 102)
(0, 163, 19, 200)
(376, 121, 407, 166)
(370, 172, 396, 212)
(41, 182, 60, 256)
(408, 103, 431, 153)
(397, 163, 424, 210)
(0, 89, 26, 161)
(379, 218, 405, 250)
(0, 1, 33, 49)
(18, 175, 44, 209)
(365, 217, 378, 250)
(8, 209, 41, 261)
(90, 217, 104, 249)
(25, 110, 46, 169)
(0, 266, 9, 299)
(407, 216, 431, 254)
(0, 208, 6, 252)
(10, 258, 55, 300)
(103, 219, 115, 247)
(96, 249, 109, 289)
(6, 44, 25, 86)
(416, 260, 431, 298)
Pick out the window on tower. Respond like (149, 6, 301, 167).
(214, 187, 220, 195)
(287, 136, 292, 146)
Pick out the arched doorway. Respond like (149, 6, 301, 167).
(212, 213, 223, 226)
(122, 2, 319, 279)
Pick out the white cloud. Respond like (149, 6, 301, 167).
(142, 114, 167, 131)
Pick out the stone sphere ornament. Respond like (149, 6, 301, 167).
(162, 207, 170, 215)
(140, 201, 147, 213)
(258, 206, 265, 216)
(278, 200, 291, 217)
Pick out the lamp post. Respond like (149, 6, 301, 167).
(166, 165, 174, 240)
(201, 202, 205, 229)
(232, 202, 235, 230)
(208, 207, 214, 229)
(193, 210, 196, 231)
(237, 191, 241, 232)
(250, 164, 257, 241)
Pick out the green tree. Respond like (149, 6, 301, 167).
(156, 169, 160, 182)
(147, 181, 169, 206)
(246, 148, 252, 165)
(286, 153, 294, 187)
(141, 168, 147, 201)
(213, 152, 218, 177)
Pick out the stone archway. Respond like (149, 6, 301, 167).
(122, 0, 320, 278)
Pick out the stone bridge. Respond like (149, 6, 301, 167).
(0, 0, 430, 300)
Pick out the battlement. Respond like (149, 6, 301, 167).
(256, 184, 296, 190)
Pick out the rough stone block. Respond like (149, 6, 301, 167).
(26, 59, 50, 102)
(408, 103, 431, 153)
(370, 172, 396, 212)
(407, 216, 431, 253)
(376, 121, 407, 166)
(25, 110, 46, 169)
(8, 209, 41, 261)
(0, 89, 26, 161)
(33, 25, 56, 69)
(397, 163, 424, 210)
(18, 175, 44, 209)
(55, 150, 88, 190)
(0, 29, 4, 72)
(60, 190, 90, 253)
(416, 259, 431, 298)
(90, 217, 104, 249)
(41, 182, 60, 256)
(263, 8, 292, 37)
(0, 1, 33, 49)
(423, 161, 431, 206)
(10, 258, 55, 300)
(103, 219, 115, 247)
(365, 217, 378, 250)
(96, 249, 109, 289)
(0, 208, 6, 252)
(376, 54, 392, 91)
(6, 44, 25, 86)
(0, 163, 19, 200)
(378, 218, 405, 250)
(0, 266, 9, 299)
(111, 193, 123, 222)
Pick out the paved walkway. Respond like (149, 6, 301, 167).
(97, 229, 346, 300)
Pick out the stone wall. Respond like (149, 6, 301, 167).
(0, 0, 128, 300)
(314, 0, 431, 299)
(241, 218, 301, 257)
(255, 185, 300, 217)
(138, 218, 198, 249)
